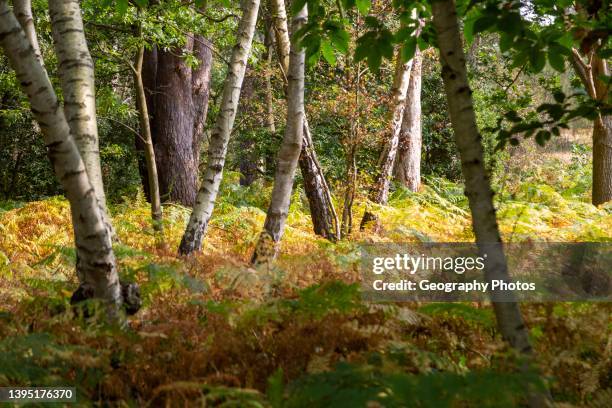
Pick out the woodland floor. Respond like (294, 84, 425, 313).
(0, 131, 610, 407)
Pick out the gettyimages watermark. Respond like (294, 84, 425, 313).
(360, 242, 611, 302)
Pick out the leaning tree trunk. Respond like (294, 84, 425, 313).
(13, 0, 42, 63)
(0, 2, 121, 314)
(269, 0, 340, 241)
(179, 0, 261, 255)
(395, 49, 423, 191)
(252, 4, 307, 265)
(431, 2, 550, 405)
(49, 0, 109, 218)
(134, 43, 163, 232)
(360, 50, 413, 230)
(571, 50, 612, 206)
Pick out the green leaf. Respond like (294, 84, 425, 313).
(116, 0, 129, 15)
(548, 48, 565, 72)
(356, 0, 371, 15)
(472, 15, 497, 34)
(499, 33, 514, 53)
(529, 48, 546, 73)
(321, 40, 336, 65)
(401, 37, 417, 63)
(553, 91, 565, 104)
(326, 24, 349, 54)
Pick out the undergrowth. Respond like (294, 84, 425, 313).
(0, 155, 610, 406)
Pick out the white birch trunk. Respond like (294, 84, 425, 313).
(269, 0, 290, 79)
(13, 0, 42, 63)
(269, 0, 340, 241)
(395, 49, 423, 191)
(361, 50, 413, 229)
(179, 0, 260, 255)
(430, 2, 550, 405)
(252, 4, 307, 265)
(49, 0, 109, 219)
(0, 1, 121, 314)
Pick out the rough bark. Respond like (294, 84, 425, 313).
(269, 0, 340, 241)
(153, 39, 200, 206)
(239, 70, 259, 186)
(395, 49, 423, 191)
(49, 0, 109, 217)
(179, 0, 261, 255)
(138, 35, 212, 207)
(361, 50, 413, 229)
(269, 0, 290, 79)
(0, 1, 121, 314)
(571, 50, 612, 206)
(134, 44, 163, 231)
(252, 4, 307, 265)
(431, 2, 550, 405)
(592, 113, 612, 205)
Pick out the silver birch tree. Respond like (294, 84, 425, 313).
(179, 0, 260, 255)
(251, 3, 307, 264)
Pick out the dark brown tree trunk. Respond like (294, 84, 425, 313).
(239, 70, 259, 186)
(136, 37, 213, 207)
(593, 114, 612, 205)
(153, 40, 199, 206)
(571, 50, 612, 206)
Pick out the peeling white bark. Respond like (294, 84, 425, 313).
(0, 1, 121, 314)
(49, 0, 109, 218)
(396, 49, 422, 191)
(431, 2, 550, 405)
(252, 4, 307, 265)
(13, 0, 42, 63)
(179, 0, 260, 255)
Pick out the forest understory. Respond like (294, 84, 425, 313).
(1, 0, 611, 406)
(1, 130, 610, 407)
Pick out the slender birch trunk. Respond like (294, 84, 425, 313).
(269, 0, 290, 79)
(571, 50, 612, 206)
(134, 44, 163, 232)
(0, 2, 121, 314)
(13, 0, 42, 63)
(49, 0, 109, 219)
(395, 49, 423, 191)
(431, 2, 550, 405)
(269, 0, 340, 241)
(252, 4, 307, 265)
(179, 0, 260, 255)
(361, 50, 413, 230)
